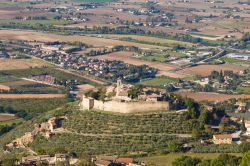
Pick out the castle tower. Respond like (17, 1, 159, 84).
(116, 79, 122, 96)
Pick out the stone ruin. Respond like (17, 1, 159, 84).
(5, 117, 65, 151)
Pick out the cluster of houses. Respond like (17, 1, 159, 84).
(235, 100, 250, 113)
(212, 119, 250, 145)
(16, 155, 143, 166)
(19, 154, 78, 165)
(194, 69, 250, 93)
(28, 44, 157, 82)
(211, 99, 250, 145)
(0, 50, 23, 59)
(226, 53, 250, 60)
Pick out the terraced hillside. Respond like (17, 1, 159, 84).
(0, 103, 192, 156)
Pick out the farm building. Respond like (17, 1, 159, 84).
(213, 134, 232, 144)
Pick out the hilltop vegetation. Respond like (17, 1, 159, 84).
(0, 103, 193, 157)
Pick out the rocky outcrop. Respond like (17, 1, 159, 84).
(5, 117, 66, 150)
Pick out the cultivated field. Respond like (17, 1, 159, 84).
(176, 92, 250, 102)
(0, 114, 16, 122)
(180, 64, 247, 76)
(1, 80, 37, 87)
(97, 34, 194, 48)
(0, 58, 50, 70)
(0, 30, 168, 50)
(0, 84, 10, 91)
(77, 84, 95, 91)
(0, 94, 65, 99)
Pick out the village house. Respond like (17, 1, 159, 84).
(213, 134, 232, 144)
(235, 101, 248, 113)
(244, 120, 250, 136)
(20, 154, 72, 165)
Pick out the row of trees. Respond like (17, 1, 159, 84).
(172, 150, 250, 166)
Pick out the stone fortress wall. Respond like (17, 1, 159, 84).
(82, 96, 169, 113)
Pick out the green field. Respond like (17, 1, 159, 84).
(0, 19, 73, 26)
(236, 86, 250, 94)
(142, 54, 169, 62)
(139, 77, 177, 87)
(0, 76, 19, 83)
(191, 33, 220, 38)
(139, 153, 242, 166)
(0, 118, 23, 126)
(221, 57, 250, 65)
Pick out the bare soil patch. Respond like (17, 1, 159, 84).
(1, 80, 36, 87)
(0, 58, 50, 70)
(0, 114, 16, 121)
(180, 64, 247, 76)
(77, 84, 95, 92)
(176, 91, 250, 102)
(0, 30, 166, 49)
(0, 84, 11, 91)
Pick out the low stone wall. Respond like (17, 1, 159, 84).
(82, 97, 169, 113)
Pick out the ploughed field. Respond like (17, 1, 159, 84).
(180, 64, 247, 76)
(0, 30, 167, 49)
(0, 59, 50, 70)
(0, 114, 16, 121)
(176, 92, 250, 102)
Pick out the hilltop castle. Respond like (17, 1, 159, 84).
(82, 79, 170, 113)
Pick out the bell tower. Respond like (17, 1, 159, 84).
(116, 79, 122, 96)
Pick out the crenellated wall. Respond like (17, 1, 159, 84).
(82, 96, 169, 113)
